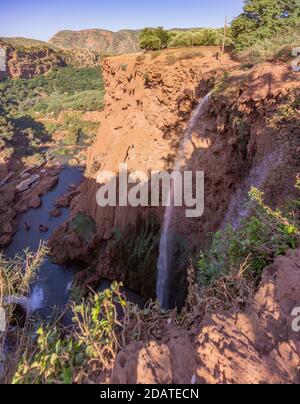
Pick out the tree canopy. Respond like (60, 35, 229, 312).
(139, 27, 170, 51)
(231, 0, 300, 50)
(139, 27, 232, 51)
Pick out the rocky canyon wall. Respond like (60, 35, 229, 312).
(49, 49, 300, 303)
(0, 39, 102, 80)
(0, 39, 66, 79)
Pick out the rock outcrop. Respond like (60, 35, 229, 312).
(49, 49, 300, 302)
(0, 39, 65, 79)
(49, 29, 141, 55)
(49, 49, 235, 295)
(0, 38, 102, 80)
(112, 249, 300, 384)
(0, 165, 60, 247)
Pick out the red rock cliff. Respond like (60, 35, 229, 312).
(49, 49, 300, 300)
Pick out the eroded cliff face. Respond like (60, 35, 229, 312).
(49, 49, 300, 302)
(112, 248, 300, 384)
(0, 39, 66, 79)
(0, 39, 102, 80)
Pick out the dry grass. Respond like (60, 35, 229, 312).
(180, 259, 255, 330)
(0, 244, 46, 384)
(237, 30, 300, 66)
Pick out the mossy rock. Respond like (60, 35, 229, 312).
(109, 214, 160, 300)
(71, 213, 96, 243)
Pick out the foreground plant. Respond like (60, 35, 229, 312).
(13, 283, 123, 384)
(178, 187, 298, 325)
(0, 244, 46, 383)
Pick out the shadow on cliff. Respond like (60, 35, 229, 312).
(9, 115, 51, 169)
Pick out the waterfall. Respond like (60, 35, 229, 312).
(156, 93, 211, 308)
(221, 150, 283, 230)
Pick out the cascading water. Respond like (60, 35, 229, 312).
(221, 150, 283, 230)
(156, 93, 211, 308)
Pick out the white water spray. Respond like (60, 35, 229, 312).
(156, 93, 211, 308)
(221, 150, 283, 230)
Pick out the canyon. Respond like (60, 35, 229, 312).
(49, 29, 141, 55)
(49, 47, 300, 308)
(47, 47, 300, 384)
(0, 43, 299, 384)
(0, 38, 102, 80)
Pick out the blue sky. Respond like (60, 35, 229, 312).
(0, 0, 244, 41)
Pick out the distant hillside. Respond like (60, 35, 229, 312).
(0, 37, 102, 80)
(0, 36, 57, 50)
(49, 29, 141, 55)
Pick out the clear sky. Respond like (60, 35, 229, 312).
(0, 0, 244, 41)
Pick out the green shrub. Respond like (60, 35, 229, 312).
(71, 213, 97, 243)
(232, 0, 300, 51)
(168, 28, 232, 48)
(139, 27, 169, 51)
(0, 246, 47, 384)
(198, 188, 300, 288)
(62, 127, 79, 146)
(13, 283, 127, 384)
(110, 214, 160, 300)
(0, 67, 104, 117)
(237, 29, 300, 65)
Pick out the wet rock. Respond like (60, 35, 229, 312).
(50, 208, 62, 218)
(69, 183, 77, 191)
(0, 233, 12, 247)
(24, 221, 31, 231)
(39, 224, 48, 233)
(54, 190, 79, 208)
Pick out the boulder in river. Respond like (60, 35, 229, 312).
(16, 175, 40, 193)
(50, 208, 62, 218)
(39, 224, 48, 233)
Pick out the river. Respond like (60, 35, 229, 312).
(4, 166, 83, 318)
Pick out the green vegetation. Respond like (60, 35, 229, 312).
(139, 6, 300, 61)
(2, 185, 299, 384)
(44, 112, 99, 148)
(13, 284, 124, 384)
(232, 0, 300, 51)
(139, 27, 170, 51)
(168, 28, 232, 48)
(139, 27, 231, 51)
(0, 67, 104, 117)
(71, 213, 97, 243)
(197, 187, 299, 289)
(34, 89, 104, 116)
(0, 67, 103, 164)
(1, 246, 152, 384)
(237, 29, 300, 65)
(267, 93, 300, 129)
(0, 246, 46, 384)
(110, 215, 160, 300)
(10, 280, 173, 385)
